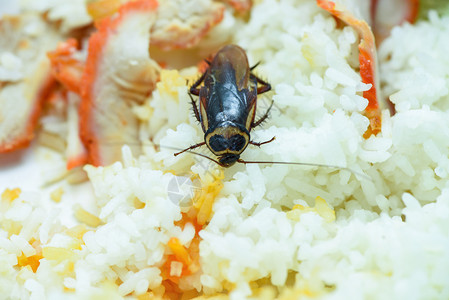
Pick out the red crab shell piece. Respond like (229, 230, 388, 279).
(80, 0, 160, 166)
(150, 0, 225, 50)
(317, 0, 382, 138)
(0, 14, 61, 153)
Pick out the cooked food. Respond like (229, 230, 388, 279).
(1, 0, 449, 299)
(0, 14, 61, 152)
(80, 0, 160, 166)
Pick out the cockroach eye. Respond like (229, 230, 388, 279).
(208, 135, 227, 152)
(229, 135, 247, 152)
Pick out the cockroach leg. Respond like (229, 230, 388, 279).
(250, 62, 260, 71)
(252, 100, 273, 128)
(249, 136, 275, 147)
(250, 73, 271, 94)
(189, 92, 201, 123)
(189, 69, 207, 96)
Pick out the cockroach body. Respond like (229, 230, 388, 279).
(175, 44, 274, 167)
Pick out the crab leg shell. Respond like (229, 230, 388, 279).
(80, 0, 160, 166)
(0, 15, 61, 153)
(317, 0, 382, 137)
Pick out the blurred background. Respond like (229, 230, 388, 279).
(0, 0, 19, 16)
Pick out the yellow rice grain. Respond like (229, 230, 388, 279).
(74, 204, 102, 227)
(50, 187, 64, 202)
(42, 247, 74, 262)
(1, 188, 21, 202)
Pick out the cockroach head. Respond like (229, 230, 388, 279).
(218, 153, 240, 167)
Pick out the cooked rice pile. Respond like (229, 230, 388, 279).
(2, 0, 449, 299)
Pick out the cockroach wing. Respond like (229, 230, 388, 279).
(214, 45, 250, 91)
(244, 88, 258, 131)
(199, 87, 209, 132)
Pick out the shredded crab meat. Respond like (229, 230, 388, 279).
(80, 0, 160, 166)
(317, 0, 383, 137)
(151, 0, 225, 50)
(0, 14, 61, 153)
(19, 0, 92, 33)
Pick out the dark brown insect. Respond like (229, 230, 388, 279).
(173, 45, 371, 180)
(175, 44, 274, 167)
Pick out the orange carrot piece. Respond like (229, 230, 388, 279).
(167, 237, 192, 267)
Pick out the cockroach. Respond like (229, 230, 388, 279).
(173, 45, 370, 180)
(174, 44, 274, 167)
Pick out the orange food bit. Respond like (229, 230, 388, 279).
(167, 237, 192, 267)
(17, 252, 42, 272)
(193, 171, 224, 226)
(1, 188, 21, 202)
(159, 224, 201, 297)
(162, 280, 183, 299)
(66, 154, 89, 171)
(17, 241, 43, 273)
(158, 172, 223, 297)
(47, 39, 84, 94)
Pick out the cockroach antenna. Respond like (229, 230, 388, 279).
(161, 144, 372, 181)
(98, 141, 372, 181)
(236, 158, 372, 181)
